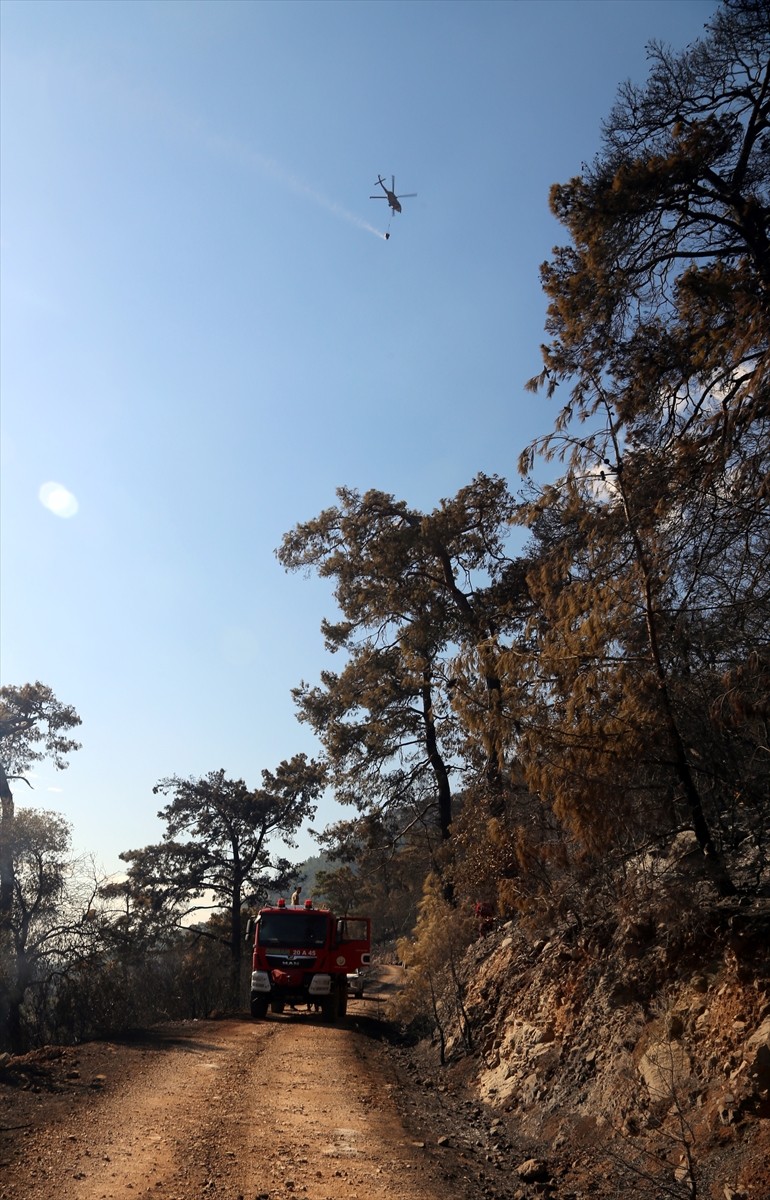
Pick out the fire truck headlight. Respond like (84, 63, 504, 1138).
(251, 971, 271, 993)
(308, 974, 332, 996)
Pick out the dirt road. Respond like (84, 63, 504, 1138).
(0, 980, 469, 1200)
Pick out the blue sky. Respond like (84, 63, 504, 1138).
(1, 0, 717, 877)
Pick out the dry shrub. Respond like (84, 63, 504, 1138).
(392, 873, 476, 1059)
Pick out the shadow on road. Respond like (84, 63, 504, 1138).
(94, 965, 408, 1051)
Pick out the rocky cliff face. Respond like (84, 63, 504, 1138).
(427, 886, 770, 1198)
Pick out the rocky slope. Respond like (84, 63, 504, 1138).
(399, 877, 770, 1200)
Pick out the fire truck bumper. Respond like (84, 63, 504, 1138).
(308, 974, 332, 996)
(250, 971, 271, 993)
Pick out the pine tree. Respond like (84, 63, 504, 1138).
(520, 0, 770, 894)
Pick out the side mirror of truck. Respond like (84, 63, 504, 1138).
(245, 917, 255, 942)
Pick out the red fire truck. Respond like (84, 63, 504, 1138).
(248, 898, 371, 1022)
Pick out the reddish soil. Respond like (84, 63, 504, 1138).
(0, 970, 512, 1200)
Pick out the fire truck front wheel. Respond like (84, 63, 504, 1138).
(251, 995, 269, 1019)
(321, 988, 340, 1023)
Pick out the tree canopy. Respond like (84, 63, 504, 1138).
(0, 808, 98, 1050)
(0, 683, 82, 1041)
(279, 1, 769, 917)
(0, 683, 82, 784)
(110, 756, 326, 998)
(278, 475, 534, 874)
(517, 0, 769, 895)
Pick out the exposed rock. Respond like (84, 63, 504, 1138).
(666, 1013, 685, 1039)
(742, 1016, 770, 1092)
(668, 829, 707, 876)
(515, 1158, 548, 1182)
(401, 896, 770, 1198)
(637, 1040, 692, 1102)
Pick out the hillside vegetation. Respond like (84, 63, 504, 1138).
(390, 857, 770, 1198)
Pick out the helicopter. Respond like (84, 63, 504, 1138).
(370, 175, 417, 214)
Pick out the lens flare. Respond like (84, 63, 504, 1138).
(39, 481, 79, 518)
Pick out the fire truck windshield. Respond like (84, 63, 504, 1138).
(258, 911, 329, 949)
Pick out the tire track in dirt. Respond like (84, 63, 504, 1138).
(232, 1016, 437, 1200)
(1, 1005, 456, 1200)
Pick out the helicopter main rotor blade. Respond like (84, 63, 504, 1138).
(396, 193, 417, 198)
(369, 195, 387, 199)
